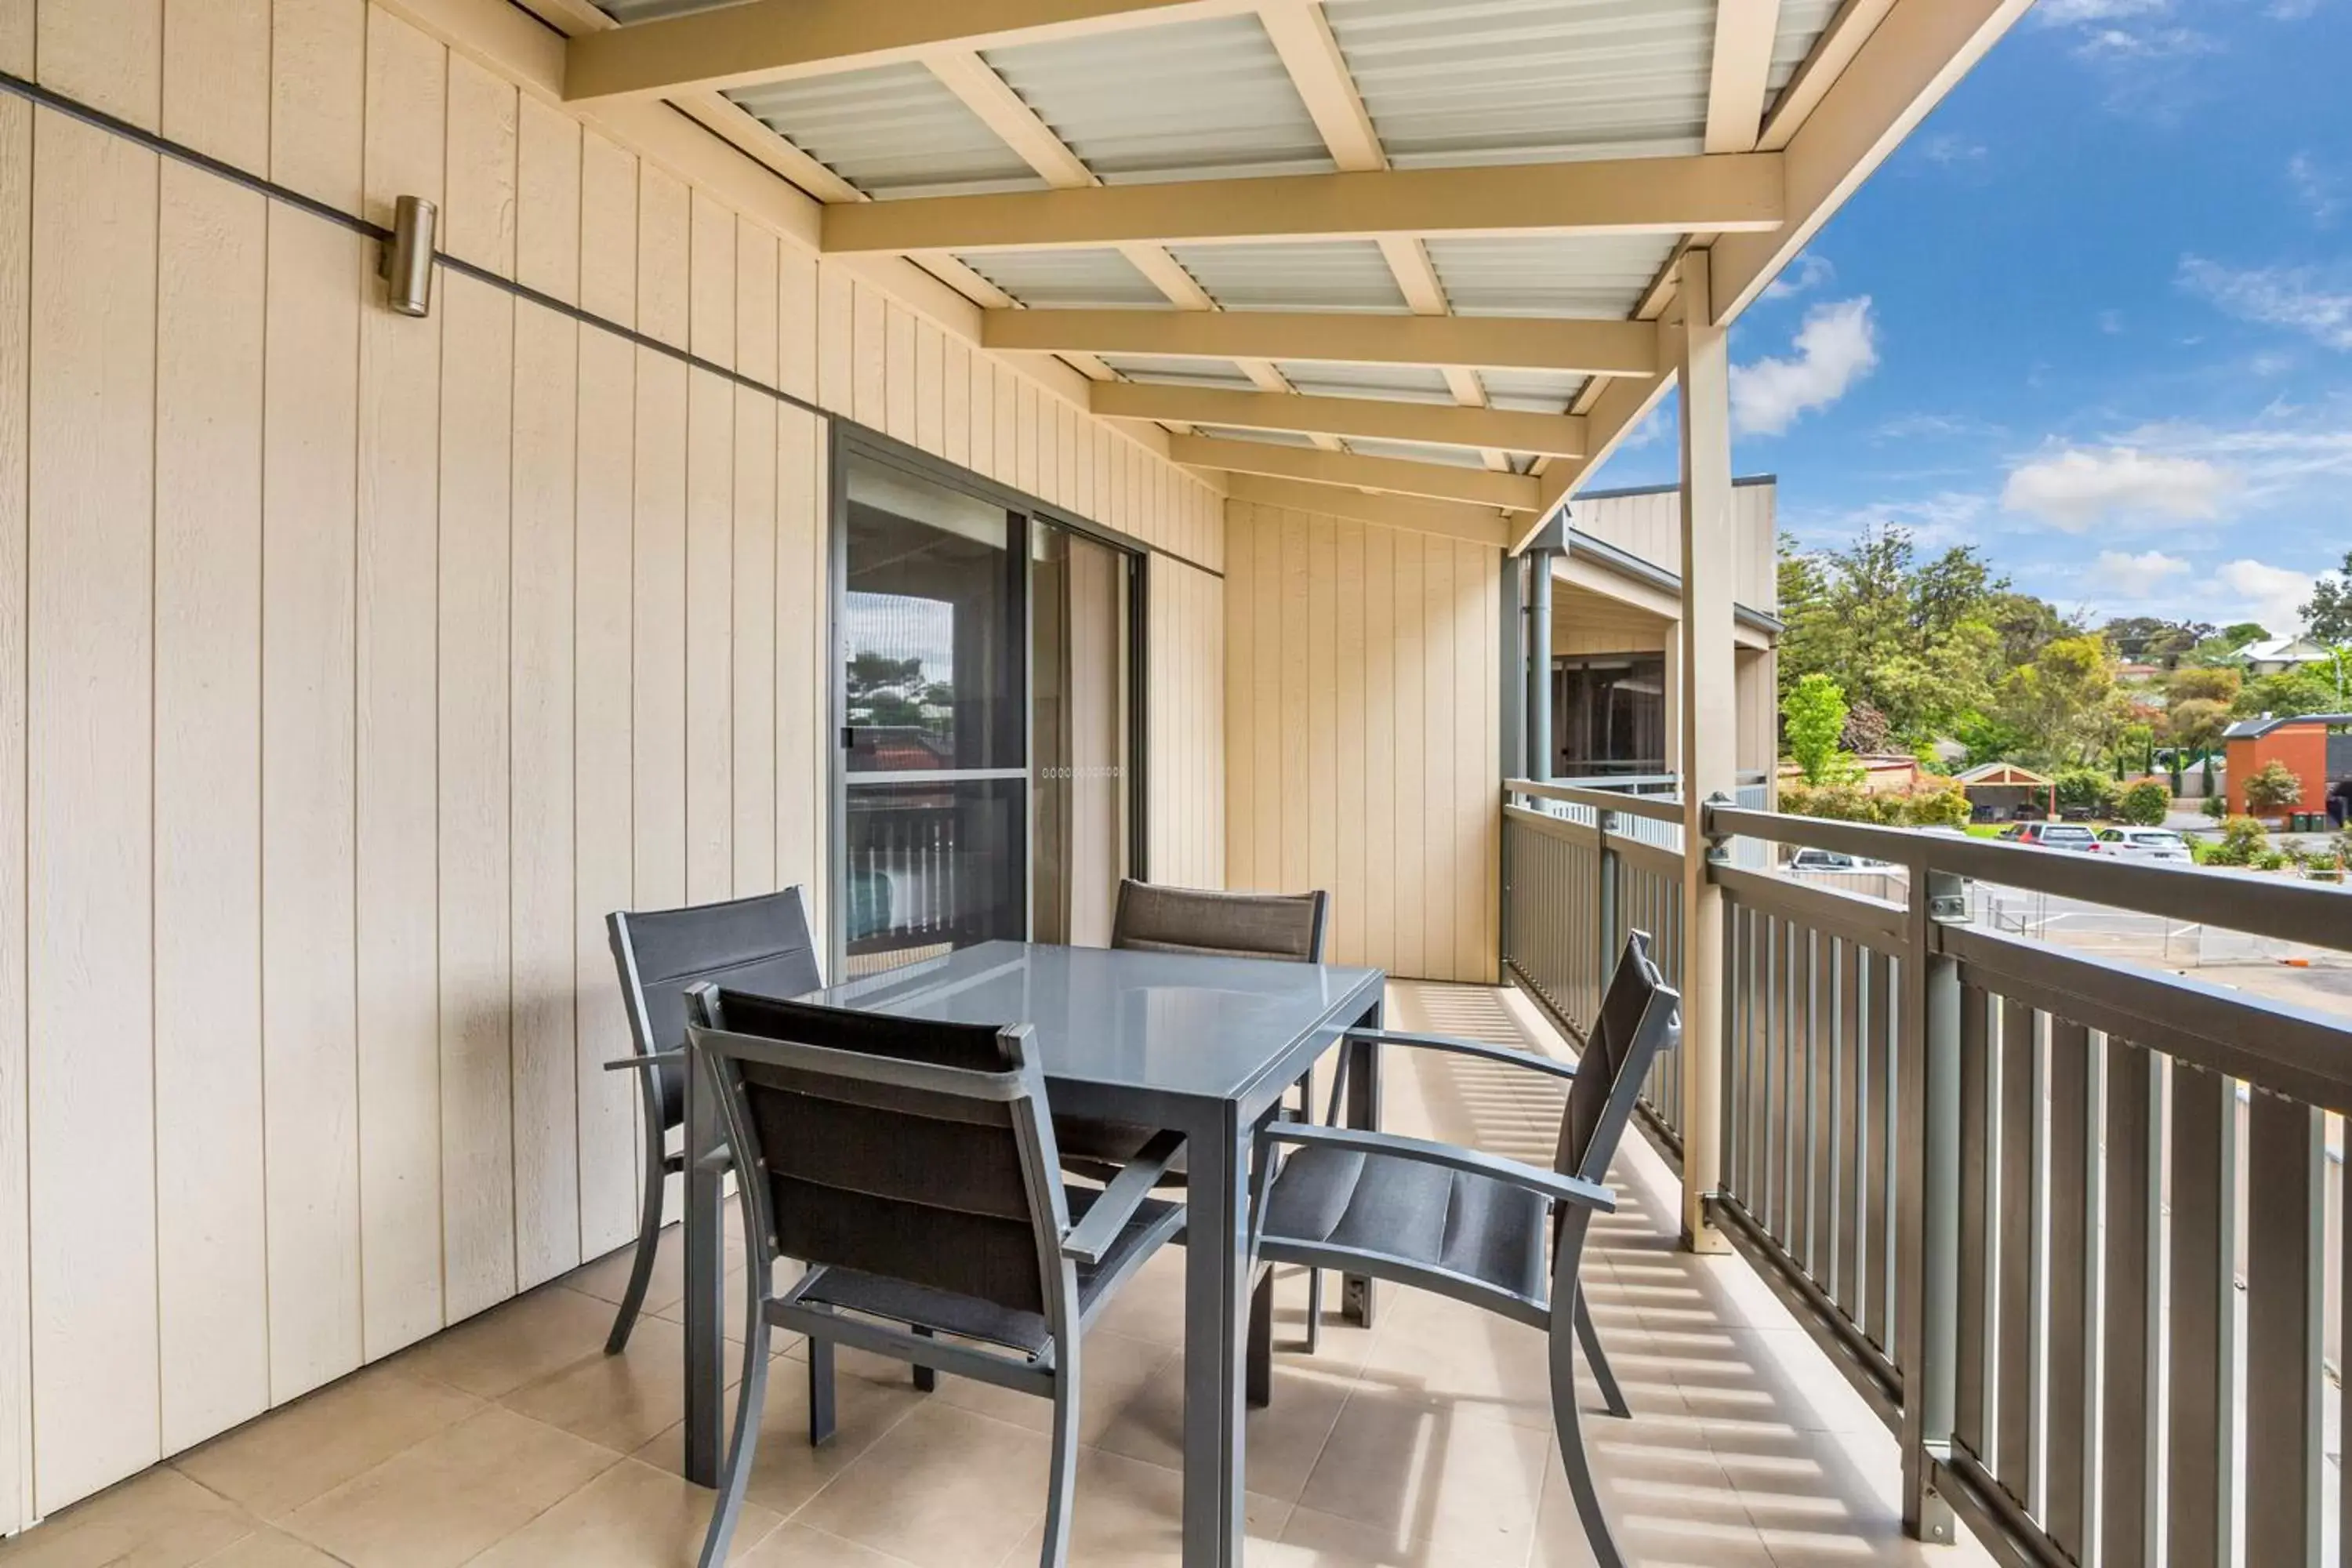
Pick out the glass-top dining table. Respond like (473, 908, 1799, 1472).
(676, 939, 1389, 1567)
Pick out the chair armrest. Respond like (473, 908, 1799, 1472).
(1341, 1029, 1580, 1085)
(604, 1049, 685, 1072)
(1258, 1122, 1614, 1215)
(1062, 1130, 1186, 1266)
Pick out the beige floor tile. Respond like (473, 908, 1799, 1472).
(1085, 1247, 1189, 1348)
(393, 1283, 618, 1399)
(738, 1525, 918, 1567)
(1297, 1388, 1552, 1563)
(633, 1356, 929, 1519)
(1090, 1359, 1351, 1505)
(793, 1402, 1052, 1568)
(1352, 1288, 1561, 1431)
(1530, 1426, 1774, 1568)
(0, 1468, 258, 1568)
(174, 1362, 482, 1518)
(189, 1527, 347, 1566)
(500, 1312, 746, 1455)
(929, 1328, 1174, 1443)
(1265, 1503, 1524, 1568)
(568, 1227, 687, 1316)
(279, 1405, 618, 1567)
(991, 1447, 1290, 1566)
(469, 1456, 784, 1566)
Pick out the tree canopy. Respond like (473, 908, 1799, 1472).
(2303, 552, 2352, 646)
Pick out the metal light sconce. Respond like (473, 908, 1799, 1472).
(379, 194, 437, 318)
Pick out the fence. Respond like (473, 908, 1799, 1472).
(1500, 781, 2352, 1566)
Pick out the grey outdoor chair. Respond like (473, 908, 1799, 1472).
(684, 985, 1187, 1568)
(1247, 931, 1681, 1568)
(1052, 878, 1334, 1360)
(601, 886, 823, 1356)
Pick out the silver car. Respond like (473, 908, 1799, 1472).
(2096, 827, 2192, 863)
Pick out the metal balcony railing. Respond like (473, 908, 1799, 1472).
(1499, 779, 2352, 1567)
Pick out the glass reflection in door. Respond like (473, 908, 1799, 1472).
(1029, 522, 1131, 946)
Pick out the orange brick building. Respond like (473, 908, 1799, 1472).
(2223, 713, 2351, 822)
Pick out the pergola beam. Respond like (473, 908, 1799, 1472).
(1224, 474, 1513, 547)
(822, 154, 1784, 253)
(1167, 436, 1541, 510)
(564, 0, 1269, 103)
(983, 307, 1657, 377)
(1705, 0, 1785, 154)
(1094, 383, 1584, 456)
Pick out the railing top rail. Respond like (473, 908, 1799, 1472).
(1508, 778, 1687, 826)
(1714, 863, 1907, 948)
(1706, 804, 2352, 953)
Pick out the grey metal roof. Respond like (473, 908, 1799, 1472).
(954, 249, 1171, 309)
(1099, 354, 1262, 391)
(1424, 234, 1677, 318)
(1324, 0, 1714, 168)
(1769, 0, 1845, 101)
(1276, 361, 1457, 404)
(982, 16, 1334, 185)
(1343, 436, 1491, 468)
(1167, 241, 1408, 313)
(728, 64, 1045, 200)
(1479, 367, 1589, 413)
(590, 0, 742, 17)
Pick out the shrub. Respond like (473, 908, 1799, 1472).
(2201, 794, 2227, 820)
(1900, 780, 1972, 828)
(2117, 780, 2171, 826)
(2053, 767, 2119, 818)
(2205, 815, 2270, 867)
(2256, 851, 2289, 873)
(2243, 760, 2304, 815)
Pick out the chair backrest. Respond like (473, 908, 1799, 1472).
(688, 989, 1070, 1321)
(1554, 930, 1682, 1189)
(608, 887, 822, 1129)
(1110, 879, 1328, 963)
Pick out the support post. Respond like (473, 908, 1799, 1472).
(1900, 866, 1967, 1543)
(1502, 555, 1528, 782)
(1674, 249, 1735, 1253)
(1526, 548, 1555, 781)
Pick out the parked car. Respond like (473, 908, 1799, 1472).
(1789, 848, 1886, 872)
(2096, 827, 2192, 863)
(2014, 822, 2100, 852)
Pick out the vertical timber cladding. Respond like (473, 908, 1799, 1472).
(0, 0, 1228, 1522)
(1224, 499, 1502, 982)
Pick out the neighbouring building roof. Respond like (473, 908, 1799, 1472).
(2223, 712, 2352, 740)
(1955, 761, 2055, 788)
(2237, 636, 2332, 666)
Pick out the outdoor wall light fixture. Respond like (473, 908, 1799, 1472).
(379, 194, 437, 318)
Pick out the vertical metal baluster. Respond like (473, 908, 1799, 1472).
(2043, 1019, 2093, 1559)
(2245, 1090, 2323, 1567)
(1954, 982, 1992, 1461)
(1791, 924, 1814, 1269)
(2100, 1038, 2158, 1568)
(1994, 996, 2035, 1495)
(1838, 940, 1864, 1326)
(1811, 929, 1837, 1286)
(1864, 947, 1893, 1353)
(2166, 1062, 2235, 1568)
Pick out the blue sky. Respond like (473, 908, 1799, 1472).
(1588, 0, 2352, 637)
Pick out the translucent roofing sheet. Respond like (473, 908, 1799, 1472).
(1324, 0, 1714, 167)
(954, 249, 1172, 309)
(1343, 436, 1492, 467)
(1479, 367, 1590, 414)
(1424, 234, 1676, 318)
(1194, 425, 1324, 448)
(1168, 242, 1408, 314)
(1276, 361, 1457, 404)
(593, 0, 746, 18)
(984, 15, 1334, 186)
(1099, 355, 1262, 390)
(729, 64, 1044, 200)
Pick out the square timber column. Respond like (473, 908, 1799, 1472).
(1673, 247, 1735, 1253)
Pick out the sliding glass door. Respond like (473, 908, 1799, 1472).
(833, 438, 1137, 975)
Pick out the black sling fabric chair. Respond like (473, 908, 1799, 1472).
(601, 887, 823, 1356)
(685, 986, 1187, 1568)
(1247, 931, 1681, 1568)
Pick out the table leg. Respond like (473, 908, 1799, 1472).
(1181, 1101, 1249, 1567)
(1341, 995, 1385, 1329)
(682, 1043, 728, 1487)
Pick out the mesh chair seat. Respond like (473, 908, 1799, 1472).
(1258, 1142, 1552, 1304)
(797, 1189, 1183, 1357)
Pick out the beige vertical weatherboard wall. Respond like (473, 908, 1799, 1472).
(0, 0, 1225, 1526)
(1224, 501, 1500, 984)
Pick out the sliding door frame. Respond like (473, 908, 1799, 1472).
(824, 419, 1151, 977)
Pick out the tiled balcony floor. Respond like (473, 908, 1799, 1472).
(0, 985, 1999, 1567)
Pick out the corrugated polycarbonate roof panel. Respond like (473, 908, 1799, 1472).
(1424, 234, 1676, 318)
(1344, 437, 1491, 468)
(1769, 0, 1845, 99)
(1169, 242, 1408, 314)
(984, 16, 1334, 185)
(729, 64, 1045, 200)
(1100, 355, 1262, 390)
(1195, 425, 1324, 448)
(1479, 368, 1590, 414)
(592, 0, 746, 18)
(954, 249, 1171, 309)
(1276, 361, 1457, 405)
(1325, 0, 1714, 167)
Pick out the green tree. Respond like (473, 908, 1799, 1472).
(2244, 760, 2304, 815)
(1781, 673, 1854, 786)
(1996, 633, 2123, 767)
(2300, 551, 2352, 644)
(2167, 665, 2241, 706)
(2234, 668, 2339, 720)
(2165, 698, 2230, 752)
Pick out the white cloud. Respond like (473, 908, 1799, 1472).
(2218, 559, 2317, 634)
(2071, 24, 2216, 59)
(1784, 491, 1991, 552)
(2288, 153, 2343, 225)
(2180, 256, 2352, 350)
(1999, 447, 2233, 530)
(2094, 549, 2191, 599)
(2034, 0, 2167, 21)
(1762, 254, 1835, 302)
(1731, 297, 1878, 437)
